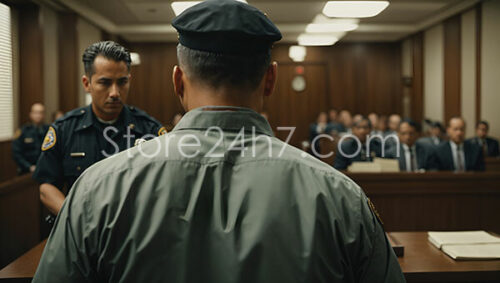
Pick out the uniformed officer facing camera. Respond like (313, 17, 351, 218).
(12, 103, 49, 174)
(33, 41, 166, 216)
(33, 1, 404, 282)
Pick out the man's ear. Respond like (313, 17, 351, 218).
(82, 75, 91, 93)
(263, 62, 277, 97)
(172, 65, 185, 99)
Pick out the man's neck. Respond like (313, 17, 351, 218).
(91, 104, 121, 122)
(185, 86, 261, 112)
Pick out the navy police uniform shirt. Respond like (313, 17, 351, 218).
(12, 123, 49, 174)
(33, 104, 166, 190)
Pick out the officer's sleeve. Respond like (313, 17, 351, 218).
(12, 129, 32, 172)
(356, 193, 405, 282)
(32, 125, 64, 189)
(32, 175, 97, 283)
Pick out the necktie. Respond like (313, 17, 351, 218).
(409, 147, 417, 172)
(481, 139, 488, 157)
(456, 145, 465, 172)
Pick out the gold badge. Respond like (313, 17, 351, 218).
(158, 126, 167, 136)
(367, 198, 384, 226)
(41, 127, 57, 151)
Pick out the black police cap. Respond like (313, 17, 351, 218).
(172, 0, 282, 55)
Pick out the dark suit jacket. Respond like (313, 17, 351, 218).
(467, 137, 500, 157)
(334, 138, 382, 170)
(416, 136, 444, 147)
(386, 143, 438, 171)
(435, 140, 485, 171)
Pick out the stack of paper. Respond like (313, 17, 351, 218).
(428, 231, 500, 260)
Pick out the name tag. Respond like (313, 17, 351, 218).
(70, 152, 86, 157)
(24, 138, 34, 143)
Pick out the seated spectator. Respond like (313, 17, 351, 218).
(467, 121, 499, 157)
(387, 114, 401, 136)
(372, 115, 388, 136)
(418, 121, 445, 146)
(386, 119, 437, 171)
(327, 108, 338, 123)
(326, 108, 342, 135)
(309, 112, 328, 156)
(368, 112, 378, 133)
(435, 117, 484, 171)
(337, 110, 353, 133)
(334, 116, 381, 170)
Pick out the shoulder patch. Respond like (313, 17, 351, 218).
(13, 129, 22, 139)
(41, 126, 57, 151)
(158, 126, 167, 136)
(367, 198, 384, 226)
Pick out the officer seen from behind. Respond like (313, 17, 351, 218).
(33, 1, 404, 282)
(33, 41, 166, 216)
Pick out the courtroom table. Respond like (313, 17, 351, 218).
(2, 233, 500, 282)
(392, 232, 500, 283)
(0, 239, 45, 282)
(346, 171, 500, 233)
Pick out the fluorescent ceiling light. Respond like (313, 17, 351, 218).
(298, 34, 339, 46)
(171, 1, 201, 16)
(130, 52, 141, 66)
(171, 0, 248, 16)
(289, 46, 307, 62)
(306, 22, 358, 33)
(323, 1, 389, 18)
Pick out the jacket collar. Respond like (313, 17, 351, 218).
(74, 104, 146, 135)
(173, 106, 274, 137)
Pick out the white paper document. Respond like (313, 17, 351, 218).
(428, 231, 500, 260)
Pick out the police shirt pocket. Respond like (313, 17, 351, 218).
(63, 152, 90, 177)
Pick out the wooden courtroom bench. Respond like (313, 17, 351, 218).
(0, 174, 41, 269)
(485, 157, 500, 171)
(347, 171, 500, 233)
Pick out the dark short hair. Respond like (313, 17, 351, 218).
(400, 118, 421, 132)
(176, 44, 271, 92)
(353, 116, 372, 128)
(82, 41, 131, 77)
(477, 120, 489, 130)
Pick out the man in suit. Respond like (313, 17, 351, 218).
(467, 121, 500, 157)
(386, 119, 437, 171)
(435, 117, 485, 171)
(334, 116, 382, 170)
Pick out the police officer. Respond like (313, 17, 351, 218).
(12, 103, 49, 174)
(33, 1, 404, 282)
(33, 41, 166, 216)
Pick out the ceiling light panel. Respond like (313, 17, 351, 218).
(323, 1, 390, 18)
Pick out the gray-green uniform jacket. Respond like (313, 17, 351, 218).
(33, 106, 405, 283)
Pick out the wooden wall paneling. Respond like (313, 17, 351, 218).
(475, 4, 482, 123)
(18, 4, 43, 126)
(0, 175, 41, 269)
(411, 33, 424, 123)
(57, 12, 79, 112)
(266, 63, 329, 146)
(0, 140, 18, 183)
(127, 43, 184, 126)
(444, 15, 462, 123)
(125, 42, 402, 144)
(348, 172, 500, 233)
